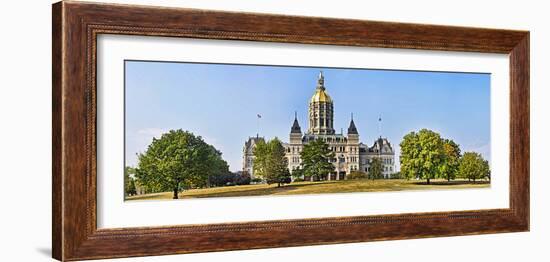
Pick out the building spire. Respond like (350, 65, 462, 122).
(317, 71, 325, 90)
(290, 111, 302, 134)
(348, 112, 358, 135)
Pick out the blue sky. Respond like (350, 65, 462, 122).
(125, 61, 491, 172)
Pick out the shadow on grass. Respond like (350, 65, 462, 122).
(412, 180, 490, 186)
(185, 181, 341, 199)
(128, 179, 490, 200)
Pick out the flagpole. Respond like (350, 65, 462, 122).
(378, 114, 382, 138)
(256, 114, 261, 137)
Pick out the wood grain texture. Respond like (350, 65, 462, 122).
(52, 2, 63, 260)
(509, 35, 530, 227)
(52, 1, 530, 261)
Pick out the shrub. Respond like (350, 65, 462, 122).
(209, 172, 235, 187)
(235, 171, 251, 185)
(348, 171, 366, 180)
(389, 172, 401, 179)
(251, 177, 264, 184)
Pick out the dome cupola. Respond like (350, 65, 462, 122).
(308, 71, 335, 135)
(310, 71, 333, 103)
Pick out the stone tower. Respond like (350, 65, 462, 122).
(347, 114, 360, 172)
(288, 112, 303, 172)
(308, 71, 335, 135)
(290, 111, 302, 144)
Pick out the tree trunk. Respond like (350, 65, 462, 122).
(277, 182, 281, 187)
(173, 187, 179, 199)
(427, 177, 430, 185)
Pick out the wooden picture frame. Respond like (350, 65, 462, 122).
(52, 1, 529, 261)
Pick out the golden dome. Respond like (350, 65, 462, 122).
(310, 71, 332, 103)
(310, 89, 332, 103)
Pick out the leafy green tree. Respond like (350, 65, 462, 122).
(439, 139, 461, 181)
(252, 139, 269, 180)
(277, 168, 292, 186)
(253, 138, 291, 187)
(368, 157, 383, 179)
(124, 166, 137, 196)
(300, 138, 335, 181)
(399, 132, 420, 180)
(266, 138, 290, 186)
(458, 152, 490, 182)
(399, 129, 444, 184)
(291, 168, 304, 181)
(204, 146, 231, 188)
(136, 129, 228, 199)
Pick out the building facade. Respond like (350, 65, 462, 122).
(242, 135, 265, 177)
(243, 72, 395, 181)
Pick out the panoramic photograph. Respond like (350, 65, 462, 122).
(124, 61, 491, 201)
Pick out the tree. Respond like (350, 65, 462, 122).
(124, 166, 137, 196)
(439, 139, 461, 181)
(399, 132, 420, 180)
(204, 146, 231, 188)
(458, 152, 490, 182)
(266, 138, 290, 186)
(300, 138, 335, 181)
(399, 129, 445, 184)
(277, 168, 292, 186)
(368, 157, 383, 180)
(252, 139, 269, 180)
(253, 138, 291, 187)
(135, 129, 228, 199)
(291, 168, 305, 181)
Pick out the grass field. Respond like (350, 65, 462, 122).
(125, 179, 490, 201)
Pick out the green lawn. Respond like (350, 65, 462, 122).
(126, 179, 489, 201)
